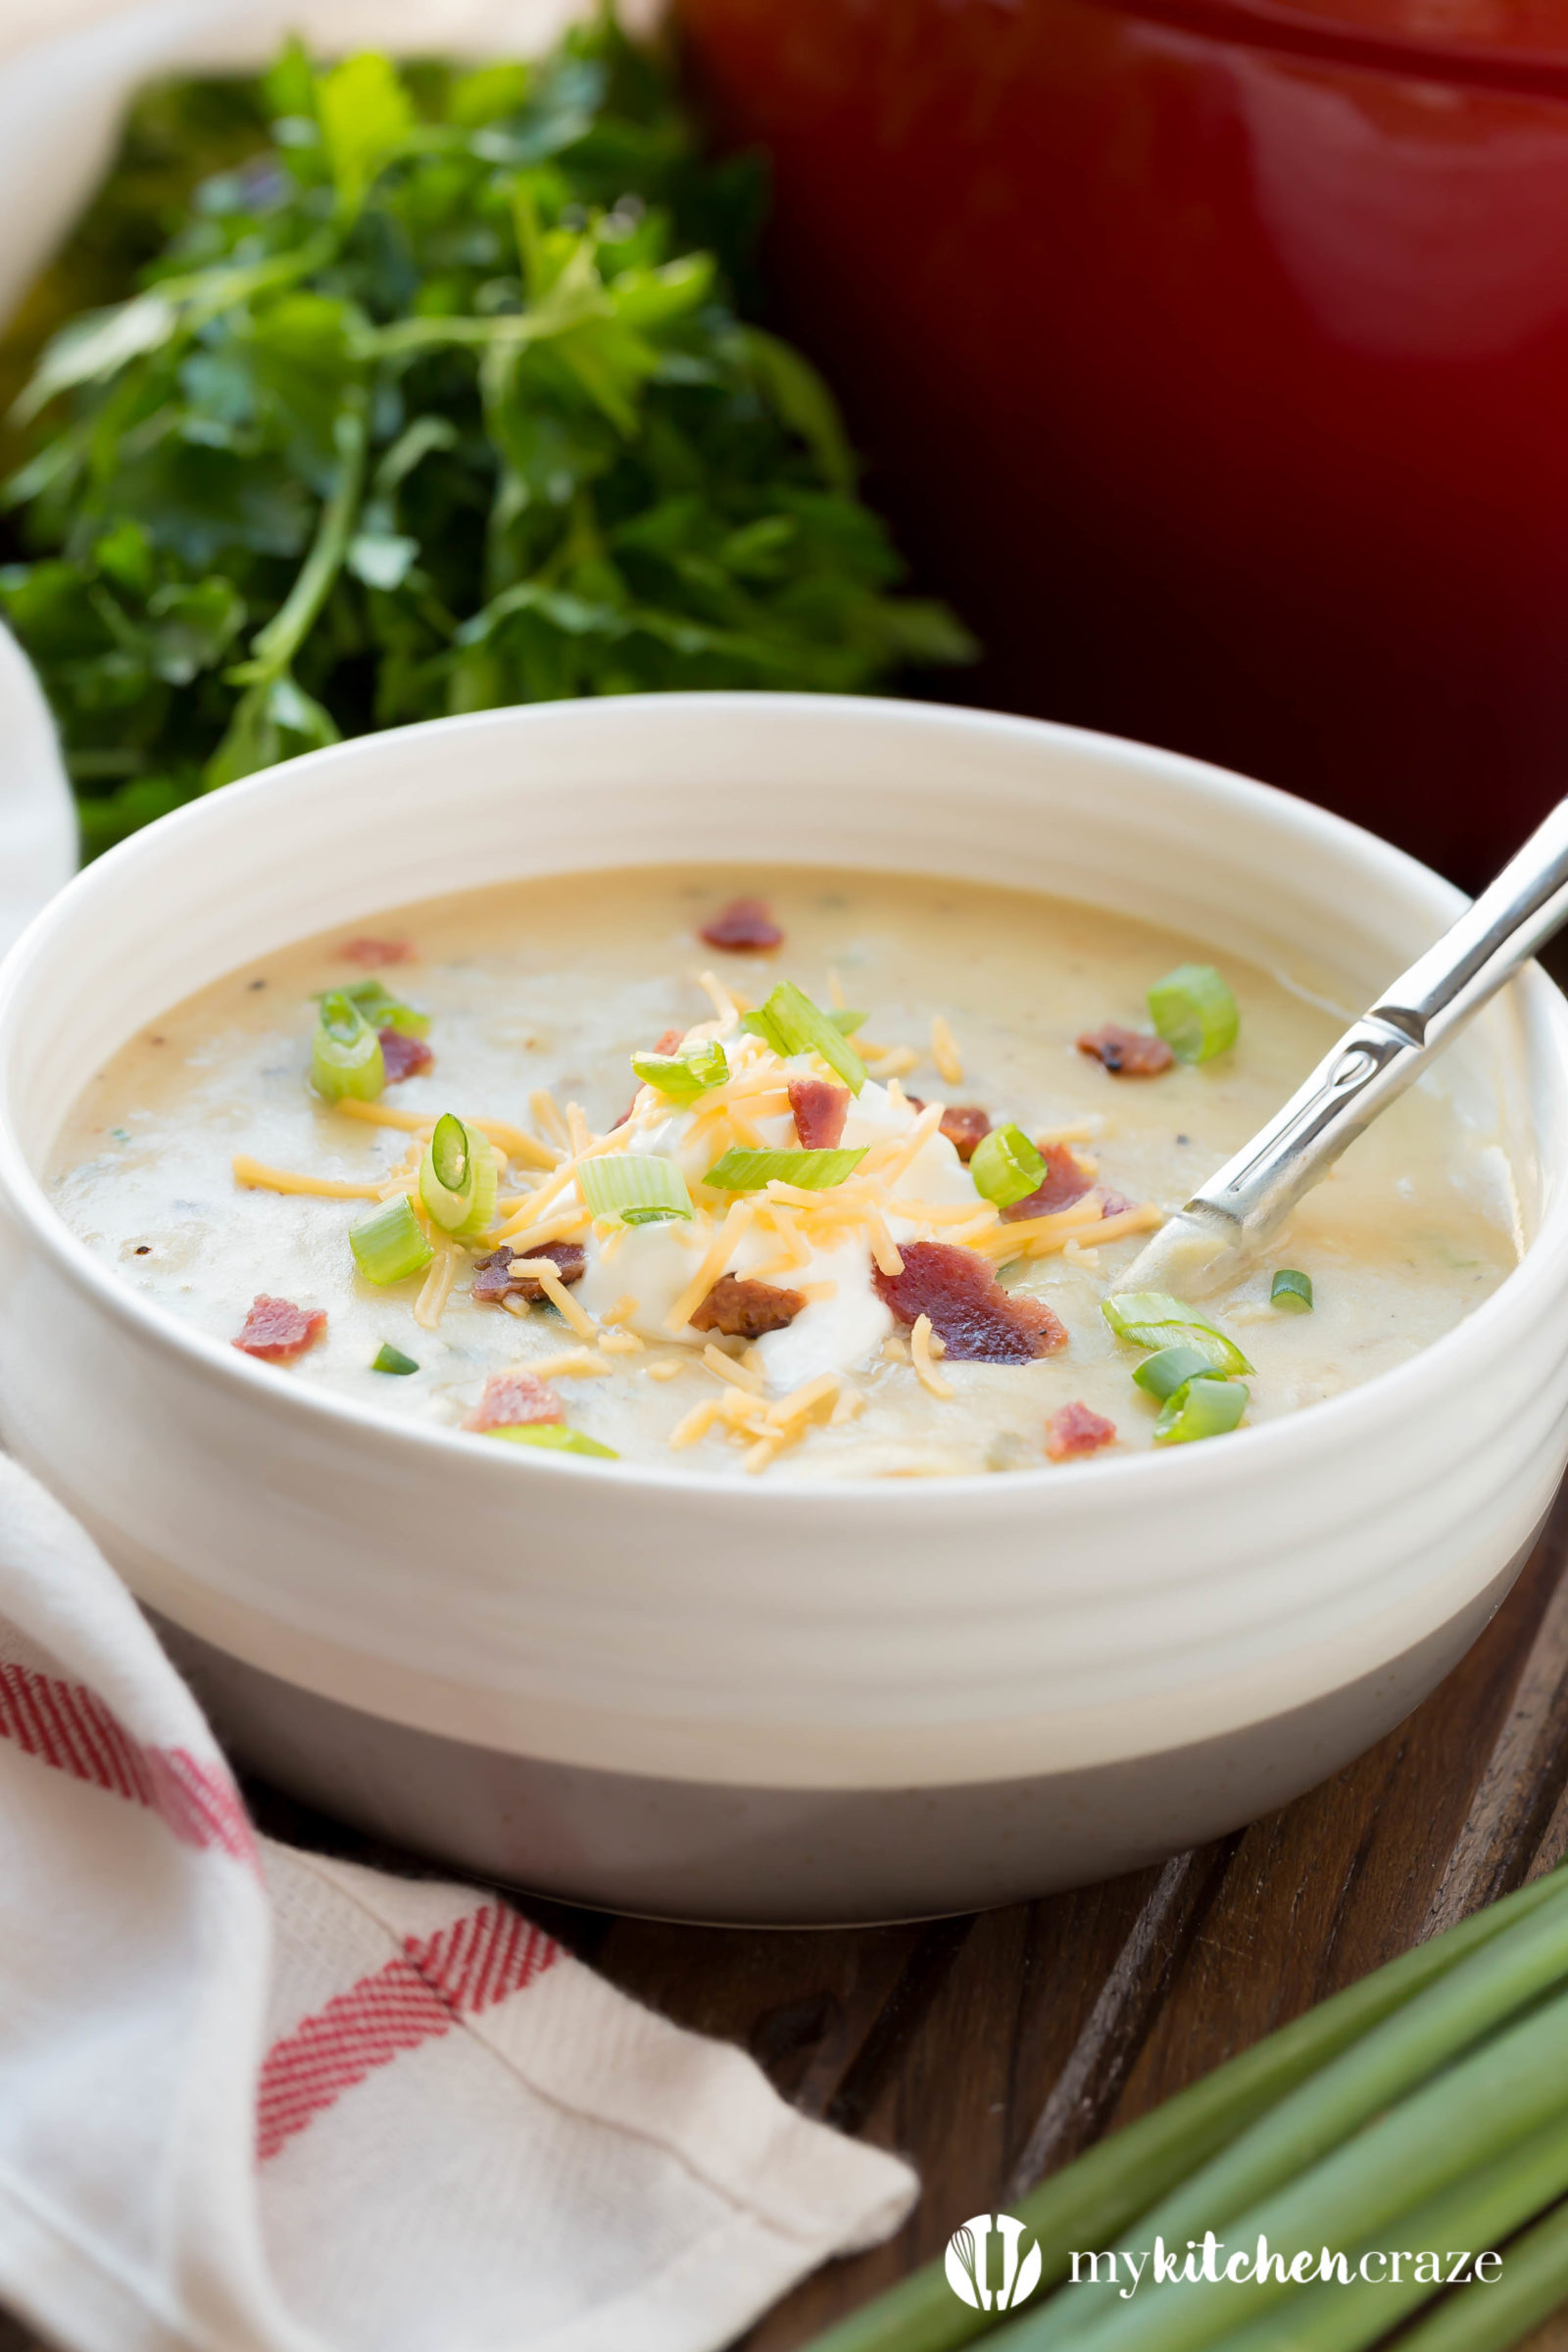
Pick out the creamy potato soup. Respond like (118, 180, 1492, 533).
(50, 867, 1519, 1481)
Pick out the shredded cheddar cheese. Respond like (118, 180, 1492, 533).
(414, 1243, 461, 1331)
(929, 1015, 963, 1085)
(232, 1154, 384, 1200)
(665, 1200, 755, 1333)
(527, 1347, 612, 1380)
(536, 1263, 597, 1341)
(703, 1344, 765, 1396)
(528, 1091, 570, 1149)
(910, 1314, 955, 1398)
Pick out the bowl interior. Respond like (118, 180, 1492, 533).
(0, 689, 1560, 1387)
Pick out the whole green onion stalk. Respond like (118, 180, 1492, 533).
(799, 1864, 1568, 2352)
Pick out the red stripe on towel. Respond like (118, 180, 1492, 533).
(258, 1903, 559, 2160)
(0, 1659, 254, 1862)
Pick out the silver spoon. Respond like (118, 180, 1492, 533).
(1122, 798, 1568, 1300)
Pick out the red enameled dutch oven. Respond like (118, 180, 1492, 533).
(677, 0, 1568, 887)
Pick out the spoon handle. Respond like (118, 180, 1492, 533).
(1185, 799, 1568, 1247)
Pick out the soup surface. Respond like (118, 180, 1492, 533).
(50, 865, 1519, 1480)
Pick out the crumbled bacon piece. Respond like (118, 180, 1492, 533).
(466, 1371, 564, 1431)
(938, 1105, 992, 1163)
(231, 1295, 326, 1364)
(789, 1077, 849, 1152)
(1099, 1190, 1137, 1218)
(1077, 1024, 1175, 1076)
(378, 1028, 433, 1085)
(1046, 1402, 1117, 1460)
(690, 1275, 807, 1339)
(1004, 1143, 1096, 1221)
(471, 1244, 587, 1304)
(699, 898, 784, 953)
(341, 937, 414, 968)
(873, 1241, 1066, 1363)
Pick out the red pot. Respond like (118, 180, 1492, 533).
(678, 0, 1568, 885)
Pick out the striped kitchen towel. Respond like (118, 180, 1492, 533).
(0, 1455, 917, 2352)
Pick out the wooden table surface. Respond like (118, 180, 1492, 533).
(10, 1490, 1568, 2352)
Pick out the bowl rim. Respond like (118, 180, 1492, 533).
(4, 688, 1567, 1515)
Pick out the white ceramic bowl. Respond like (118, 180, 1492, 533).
(2, 695, 1566, 1924)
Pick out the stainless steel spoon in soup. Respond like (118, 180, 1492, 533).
(1127, 799, 1568, 1299)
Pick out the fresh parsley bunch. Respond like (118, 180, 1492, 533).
(0, 23, 972, 857)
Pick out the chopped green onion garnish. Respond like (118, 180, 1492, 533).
(969, 1121, 1047, 1208)
(577, 1152, 693, 1224)
(828, 1008, 867, 1035)
(314, 979, 429, 1037)
(418, 1114, 498, 1237)
(1133, 1342, 1221, 1401)
(705, 1146, 866, 1193)
(1147, 962, 1239, 1063)
(740, 1006, 788, 1053)
(371, 1343, 419, 1374)
(350, 1195, 434, 1285)
(1102, 1290, 1254, 1376)
(312, 991, 385, 1102)
(759, 981, 866, 1094)
(486, 1424, 618, 1457)
(630, 1038, 729, 1104)
(1152, 1375, 1249, 1446)
(1272, 1267, 1314, 1313)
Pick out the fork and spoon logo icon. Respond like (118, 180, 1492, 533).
(944, 2212, 1044, 2310)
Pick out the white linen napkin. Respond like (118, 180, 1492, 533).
(0, 1452, 917, 2352)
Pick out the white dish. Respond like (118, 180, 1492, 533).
(1, 693, 1565, 1923)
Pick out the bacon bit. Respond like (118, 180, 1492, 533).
(906, 1094, 991, 1162)
(1099, 1190, 1137, 1218)
(873, 1242, 1066, 1364)
(231, 1295, 326, 1364)
(341, 937, 414, 968)
(466, 1371, 564, 1432)
(938, 1105, 991, 1163)
(471, 1243, 587, 1304)
(1004, 1143, 1096, 1222)
(789, 1077, 849, 1151)
(1077, 1024, 1175, 1076)
(1046, 1401, 1118, 1460)
(378, 1028, 433, 1085)
(699, 898, 784, 953)
(690, 1274, 807, 1339)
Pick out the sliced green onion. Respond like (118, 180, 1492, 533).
(760, 981, 866, 1094)
(577, 1152, 693, 1223)
(1153, 1374, 1248, 1446)
(418, 1114, 497, 1237)
(1133, 1342, 1220, 1401)
(630, 1038, 729, 1104)
(487, 1423, 618, 1458)
(371, 1343, 418, 1374)
(1102, 1291, 1254, 1376)
(350, 1195, 434, 1285)
(705, 1146, 866, 1193)
(314, 978, 429, 1037)
(740, 1005, 788, 1053)
(312, 991, 385, 1102)
(1147, 961, 1239, 1063)
(1272, 1266, 1314, 1312)
(969, 1121, 1047, 1208)
(828, 1007, 867, 1035)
